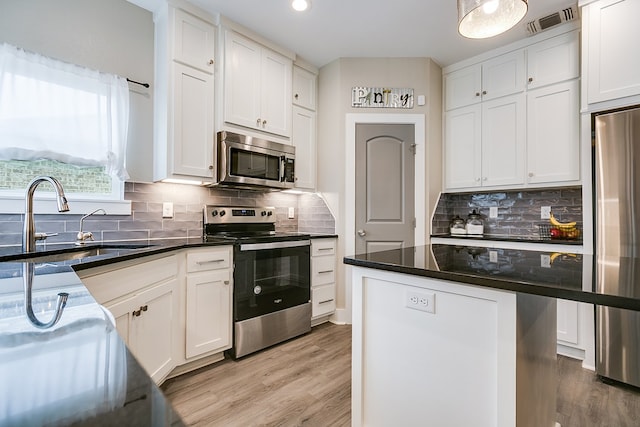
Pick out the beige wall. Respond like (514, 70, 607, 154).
(0, 0, 155, 182)
(317, 57, 443, 322)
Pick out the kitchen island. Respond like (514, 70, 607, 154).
(344, 244, 639, 427)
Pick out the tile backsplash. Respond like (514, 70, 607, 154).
(0, 182, 335, 247)
(432, 187, 583, 240)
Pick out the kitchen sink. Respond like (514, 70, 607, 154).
(5, 244, 155, 263)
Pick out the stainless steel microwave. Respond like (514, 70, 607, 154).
(213, 131, 295, 190)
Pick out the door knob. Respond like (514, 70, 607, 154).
(357, 229, 366, 237)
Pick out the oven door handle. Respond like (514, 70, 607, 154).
(239, 239, 310, 251)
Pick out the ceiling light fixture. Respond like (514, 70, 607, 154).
(291, 0, 310, 12)
(457, 0, 528, 39)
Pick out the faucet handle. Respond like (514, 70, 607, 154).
(75, 231, 94, 245)
(34, 232, 58, 241)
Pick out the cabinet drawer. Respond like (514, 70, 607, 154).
(80, 254, 178, 305)
(311, 238, 336, 256)
(312, 284, 335, 318)
(186, 247, 232, 273)
(312, 256, 336, 286)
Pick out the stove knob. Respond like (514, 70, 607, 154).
(261, 211, 267, 216)
(254, 285, 262, 295)
(267, 211, 273, 216)
(211, 210, 218, 217)
(219, 210, 226, 217)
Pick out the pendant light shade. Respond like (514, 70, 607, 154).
(458, 0, 528, 39)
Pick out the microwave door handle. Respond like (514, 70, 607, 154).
(280, 156, 286, 182)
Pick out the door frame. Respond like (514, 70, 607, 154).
(342, 113, 426, 322)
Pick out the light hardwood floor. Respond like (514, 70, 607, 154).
(163, 323, 640, 427)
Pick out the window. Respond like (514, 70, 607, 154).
(0, 43, 130, 211)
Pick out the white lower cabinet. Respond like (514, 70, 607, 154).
(311, 238, 337, 323)
(78, 254, 180, 384)
(106, 279, 178, 383)
(78, 246, 234, 384)
(184, 247, 233, 359)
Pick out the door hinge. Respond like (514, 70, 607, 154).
(412, 217, 416, 228)
(410, 143, 417, 155)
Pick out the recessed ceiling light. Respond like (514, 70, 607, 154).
(291, 0, 310, 12)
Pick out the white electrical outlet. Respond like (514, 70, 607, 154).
(288, 207, 295, 219)
(541, 254, 551, 268)
(489, 250, 498, 263)
(489, 206, 498, 218)
(541, 206, 551, 219)
(406, 290, 435, 314)
(162, 202, 174, 218)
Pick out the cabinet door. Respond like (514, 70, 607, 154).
(172, 8, 215, 74)
(172, 62, 214, 178)
(557, 299, 579, 345)
(481, 94, 526, 187)
(444, 104, 482, 189)
(105, 279, 177, 383)
(292, 106, 316, 189)
(224, 31, 261, 130)
(526, 31, 579, 90)
(444, 64, 482, 111)
(293, 66, 317, 110)
(260, 49, 292, 137)
(185, 270, 232, 358)
(481, 50, 525, 101)
(586, 0, 640, 103)
(527, 80, 579, 185)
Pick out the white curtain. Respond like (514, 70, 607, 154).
(0, 43, 130, 180)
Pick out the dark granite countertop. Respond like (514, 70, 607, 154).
(0, 238, 237, 426)
(344, 244, 640, 312)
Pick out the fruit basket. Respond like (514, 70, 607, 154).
(538, 214, 582, 240)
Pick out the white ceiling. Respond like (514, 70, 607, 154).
(131, 0, 573, 68)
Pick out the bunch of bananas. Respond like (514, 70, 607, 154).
(549, 213, 580, 239)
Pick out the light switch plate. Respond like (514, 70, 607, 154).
(489, 250, 498, 263)
(162, 202, 174, 218)
(489, 207, 498, 218)
(541, 254, 551, 268)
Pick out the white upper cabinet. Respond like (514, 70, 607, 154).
(224, 30, 292, 137)
(293, 66, 317, 110)
(583, 0, 640, 105)
(526, 30, 579, 90)
(443, 28, 580, 192)
(481, 50, 526, 101)
(292, 106, 316, 190)
(154, 5, 216, 182)
(444, 50, 525, 111)
(527, 80, 580, 185)
(172, 8, 216, 73)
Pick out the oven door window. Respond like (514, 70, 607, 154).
(234, 245, 310, 321)
(230, 147, 281, 181)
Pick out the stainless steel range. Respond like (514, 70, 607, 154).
(203, 205, 311, 358)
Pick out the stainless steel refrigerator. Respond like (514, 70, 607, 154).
(594, 106, 640, 388)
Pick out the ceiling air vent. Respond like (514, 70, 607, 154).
(525, 4, 579, 35)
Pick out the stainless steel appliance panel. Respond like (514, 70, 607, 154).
(214, 131, 295, 190)
(232, 302, 311, 358)
(595, 106, 640, 388)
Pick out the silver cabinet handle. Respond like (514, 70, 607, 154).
(357, 229, 366, 237)
(196, 259, 225, 265)
(262, 120, 267, 128)
(256, 118, 262, 126)
(208, 59, 214, 65)
(318, 270, 334, 274)
(318, 299, 334, 305)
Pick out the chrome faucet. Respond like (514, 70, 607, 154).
(76, 208, 107, 245)
(23, 176, 70, 252)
